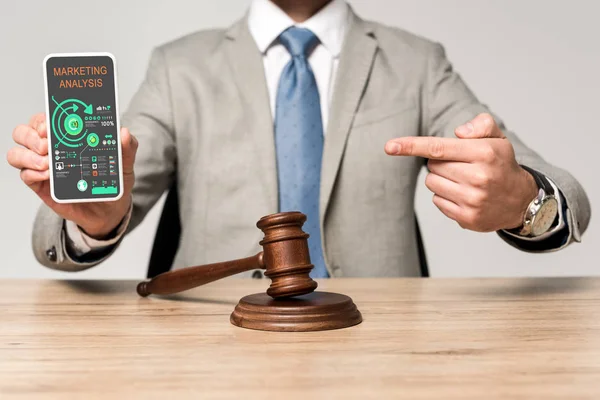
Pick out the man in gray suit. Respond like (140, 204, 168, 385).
(7, 0, 591, 277)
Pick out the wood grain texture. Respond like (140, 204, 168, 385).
(1, 278, 600, 400)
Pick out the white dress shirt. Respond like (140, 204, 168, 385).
(248, 0, 349, 130)
(65, 0, 568, 256)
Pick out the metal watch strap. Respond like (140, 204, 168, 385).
(507, 165, 558, 237)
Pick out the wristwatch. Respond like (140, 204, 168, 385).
(509, 166, 559, 238)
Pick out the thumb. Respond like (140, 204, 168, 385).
(455, 113, 505, 139)
(120, 127, 138, 174)
(29, 113, 48, 139)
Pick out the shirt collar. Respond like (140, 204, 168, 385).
(248, 0, 349, 57)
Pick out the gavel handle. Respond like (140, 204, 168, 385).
(137, 252, 265, 297)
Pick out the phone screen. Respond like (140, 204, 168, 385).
(44, 54, 122, 202)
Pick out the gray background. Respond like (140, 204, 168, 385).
(0, 0, 597, 279)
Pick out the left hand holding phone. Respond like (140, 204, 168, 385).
(7, 113, 138, 239)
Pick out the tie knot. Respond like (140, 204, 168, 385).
(279, 27, 319, 58)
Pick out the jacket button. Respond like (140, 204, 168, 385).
(46, 246, 57, 262)
(251, 270, 263, 279)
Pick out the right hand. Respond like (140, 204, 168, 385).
(7, 113, 138, 239)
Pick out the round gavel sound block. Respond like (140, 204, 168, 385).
(230, 292, 362, 332)
(230, 212, 362, 332)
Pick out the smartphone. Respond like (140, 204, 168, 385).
(43, 52, 123, 203)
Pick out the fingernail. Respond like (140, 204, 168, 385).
(37, 122, 45, 132)
(456, 122, 474, 136)
(386, 142, 401, 154)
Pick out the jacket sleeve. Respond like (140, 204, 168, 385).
(423, 43, 591, 250)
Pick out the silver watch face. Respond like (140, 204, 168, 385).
(532, 197, 559, 237)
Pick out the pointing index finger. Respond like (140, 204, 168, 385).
(385, 137, 478, 162)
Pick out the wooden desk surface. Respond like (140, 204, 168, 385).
(2, 278, 600, 399)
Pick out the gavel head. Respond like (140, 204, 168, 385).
(257, 212, 319, 298)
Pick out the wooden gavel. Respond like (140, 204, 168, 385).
(136, 212, 319, 299)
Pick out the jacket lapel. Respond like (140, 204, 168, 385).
(223, 12, 378, 221)
(224, 18, 278, 213)
(320, 12, 378, 223)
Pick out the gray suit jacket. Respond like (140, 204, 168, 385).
(32, 10, 591, 277)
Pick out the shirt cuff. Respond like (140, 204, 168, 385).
(499, 176, 571, 249)
(64, 203, 133, 257)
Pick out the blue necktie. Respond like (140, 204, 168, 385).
(274, 27, 328, 278)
